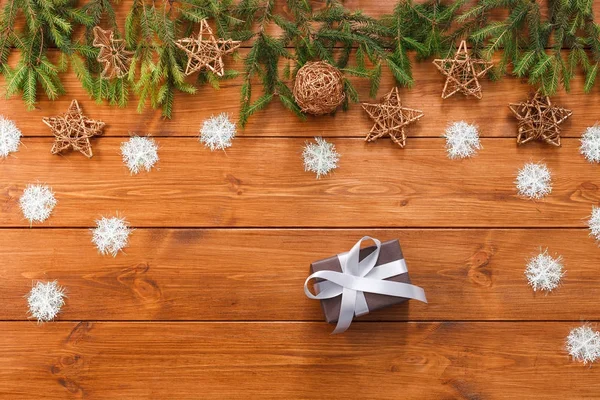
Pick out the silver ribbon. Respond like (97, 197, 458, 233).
(304, 236, 427, 334)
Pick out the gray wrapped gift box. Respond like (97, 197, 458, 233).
(309, 239, 412, 323)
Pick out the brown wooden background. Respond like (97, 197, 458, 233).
(2, 1, 600, 399)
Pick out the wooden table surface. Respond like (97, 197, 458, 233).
(3, 1, 600, 399)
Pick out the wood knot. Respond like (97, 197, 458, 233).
(3, 184, 19, 199)
(572, 181, 599, 202)
(401, 353, 428, 367)
(466, 249, 493, 287)
(118, 263, 162, 303)
(58, 378, 84, 396)
(51, 352, 86, 397)
(581, 181, 598, 191)
(225, 174, 243, 195)
(51, 354, 84, 375)
(65, 322, 93, 346)
(1, 184, 19, 212)
(467, 250, 491, 269)
(446, 379, 482, 400)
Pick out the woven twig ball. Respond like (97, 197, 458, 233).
(293, 61, 345, 115)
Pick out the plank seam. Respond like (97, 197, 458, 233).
(15, 136, 592, 140)
(0, 226, 589, 230)
(0, 320, 597, 323)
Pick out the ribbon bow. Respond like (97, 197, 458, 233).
(304, 236, 427, 334)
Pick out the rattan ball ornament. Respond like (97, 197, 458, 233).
(293, 61, 345, 115)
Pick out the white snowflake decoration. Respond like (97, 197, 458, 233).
(19, 184, 57, 224)
(515, 162, 552, 199)
(302, 137, 340, 179)
(567, 325, 600, 365)
(200, 113, 237, 151)
(524, 250, 564, 292)
(27, 281, 66, 322)
(588, 206, 600, 242)
(121, 136, 159, 174)
(0, 116, 22, 158)
(580, 125, 600, 163)
(444, 121, 481, 159)
(91, 215, 131, 256)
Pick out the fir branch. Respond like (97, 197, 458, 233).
(75, 0, 131, 108)
(126, 0, 243, 118)
(0, 0, 91, 108)
(4, 0, 600, 117)
(236, 0, 288, 126)
(239, 0, 390, 125)
(460, 0, 600, 95)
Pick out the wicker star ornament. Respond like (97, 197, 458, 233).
(175, 19, 241, 76)
(43, 100, 105, 158)
(509, 92, 572, 146)
(92, 26, 133, 79)
(432, 40, 493, 99)
(362, 87, 424, 148)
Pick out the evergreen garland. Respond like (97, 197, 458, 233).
(124, 0, 243, 118)
(74, 0, 128, 107)
(0, 0, 93, 109)
(462, 0, 600, 94)
(236, 0, 389, 126)
(2, 0, 600, 120)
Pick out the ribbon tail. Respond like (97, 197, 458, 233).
(354, 292, 369, 317)
(332, 287, 357, 334)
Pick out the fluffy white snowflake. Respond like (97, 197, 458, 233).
(524, 250, 564, 292)
(91, 216, 131, 256)
(444, 121, 481, 159)
(566, 325, 600, 365)
(580, 126, 600, 163)
(588, 206, 600, 242)
(19, 184, 57, 224)
(0, 116, 21, 158)
(121, 136, 159, 174)
(27, 281, 66, 322)
(200, 113, 237, 151)
(515, 162, 552, 199)
(302, 137, 340, 178)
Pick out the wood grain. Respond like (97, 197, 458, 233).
(1, 49, 595, 139)
(1, 138, 599, 228)
(3, 1, 600, 397)
(1, 228, 600, 322)
(0, 321, 596, 399)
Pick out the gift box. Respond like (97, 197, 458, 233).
(304, 236, 427, 333)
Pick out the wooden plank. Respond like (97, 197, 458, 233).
(0, 321, 596, 399)
(0, 48, 594, 139)
(1, 138, 599, 228)
(2, 228, 600, 321)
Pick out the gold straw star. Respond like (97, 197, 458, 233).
(175, 19, 241, 76)
(432, 40, 493, 99)
(43, 100, 105, 158)
(362, 87, 424, 148)
(509, 92, 572, 146)
(92, 26, 133, 79)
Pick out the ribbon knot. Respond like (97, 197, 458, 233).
(305, 236, 427, 334)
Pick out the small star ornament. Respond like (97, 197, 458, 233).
(509, 92, 572, 146)
(43, 100, 105, 158)
(361, 87, 424, 148)
(92, 26, 133, 79)
(432, 40, 493, 99)
(175, 19, 241, 76)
